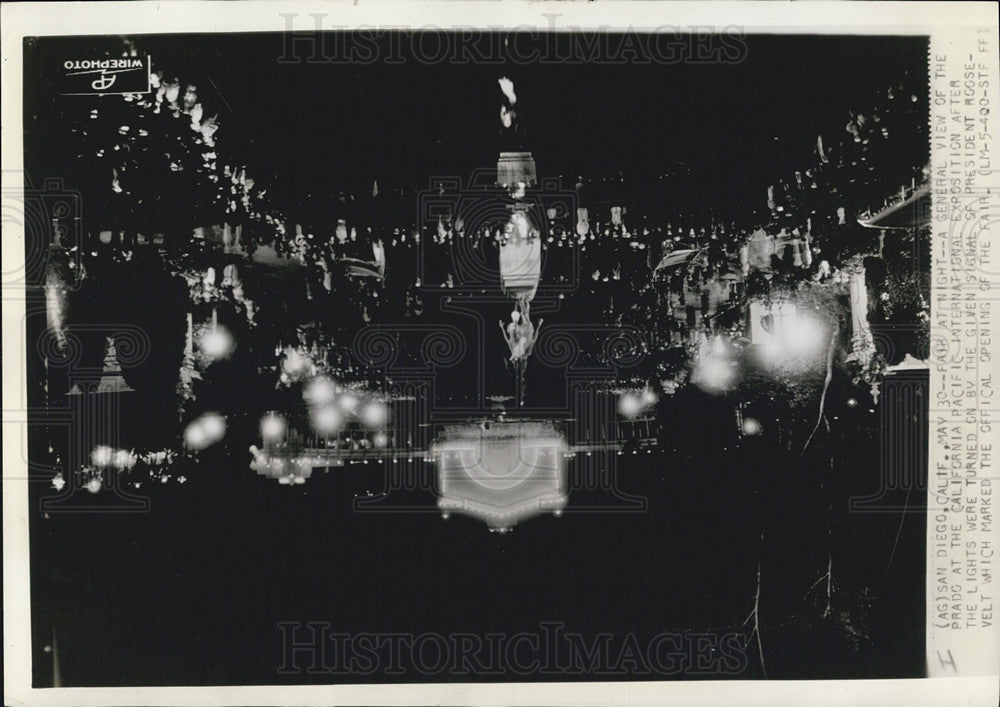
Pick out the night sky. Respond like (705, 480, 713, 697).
(25, 32, 928, 221)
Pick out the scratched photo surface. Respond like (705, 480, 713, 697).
(24, 31, 930, 685)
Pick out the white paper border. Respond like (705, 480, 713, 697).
(3, 2, 999, 705)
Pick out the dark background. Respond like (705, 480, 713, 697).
(24, 32, 928, 222)
(24, 31, 928, 685)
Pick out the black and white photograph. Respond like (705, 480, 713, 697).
(3, 2, 998, 705)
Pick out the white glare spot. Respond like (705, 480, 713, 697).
(199, 326, 234, 360)
(303, 376, 338, 406)
(361, 401, 388, 428)
(91, 445, 114, 467)
(184, 423, 209, 450)
(260, 413, 287, 443)
(311, 405, 344, 436)
(338, 393, 359, 414)
(185, 412, 226, 450)
(200, 413, 226, 441)
(618, 393, 642, 418)
(782, 314, 825, 355)
(694, 357, 736, 392)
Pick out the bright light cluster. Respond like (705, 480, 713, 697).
(300, 375, 390, 438)
(90, 445, 137, 470)
(69, 445, 143, 495)
(693, 355, 737, 393)
(780, 313, 826, 356)
(756, 302, 828, 367)
(184, 412, 227, 450)
(741, 417, 763, 436)
(617, 387, 659, 418)
(302, 376, 338, 405)
(310, 403, 344, 436)
(259, 412, 287, 443)
(689, 335, 739, 394)
(199, 325, 234, 360)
